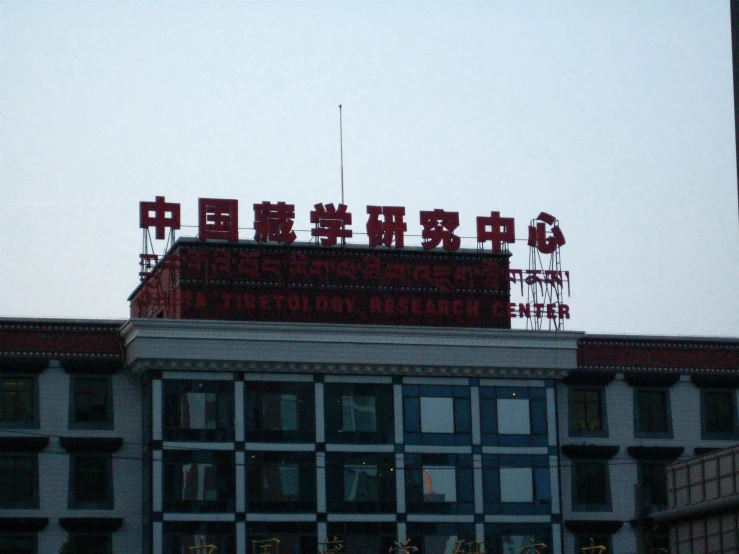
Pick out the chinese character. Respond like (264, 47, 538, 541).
(318, 536, 344, 554)
(254, 201, 297, 244)
(389, 539, 419, 554)
(476, 211, 515, 253)
(420, 209, 461, 252)
(188, 536, 218, 554)
(311, 203, 353, 246)
(367, 206, 407, 248)
(253, 538, 281, 554)
(580, 538, 606, 554)
(453, 540, 486, 554)
(527, 212, 565, 254)
(199, 198, 239, 242)
(520, 537, 547, 554)
(140, 196, 181, 240)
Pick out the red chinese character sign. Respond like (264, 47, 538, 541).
(199, 198, 239, 242)
(254, 201, 297, 244)
(421, 209, 461, 252)
(139, 195, 181, 281)
(367, 206, 406, 248)
(525, 212, 567, 331)
(133, 196, 572, 329)
(311, 203, 352, 246)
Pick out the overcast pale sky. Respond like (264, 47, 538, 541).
(1, 1, 737, 338)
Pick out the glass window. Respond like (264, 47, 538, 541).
(247, 452, 316, 512)
(163, 380, 234, 441)
(163, 450, 235, 512)
(327, 453, 396, 513)
(325, 384, 394, 443)
(702, 390, 736, 437)
(69, 454, 112, 509)
(342, 396, 377, 432)
(0, 376, 36, 425)
(0, 453, 37, 508)
(499, 467, 532, 503)
(247, 523, 317, 554)
(245, 381, 315, 442)
(420, 397, 455, 434)
(572, 461, 610, 511)
(326, 523, 396, 554)
(344, 465, 379, 501)
(0, 535, 34, 554)
(570, 388, 606, 434)
(423, 466, 457, 502)
(639, 461, 668, 508)
(424, 535, 459, 554)
(71, 376, 112, 428)
(497, 399, 531, 435)
(635, 389, 670, 435)
(405, 454, 474, 515)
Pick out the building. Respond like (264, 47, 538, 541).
(654, 444, 739, 553)
(0, 318, 141, 554)
(2, 234, 739, 554)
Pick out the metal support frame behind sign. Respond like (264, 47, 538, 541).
(526, 217, 565, 331)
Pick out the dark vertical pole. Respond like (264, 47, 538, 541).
(731, 1, 739, 220)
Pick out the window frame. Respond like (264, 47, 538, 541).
(701, 389, 738, 439)
(0, 375, 39, 428)
(68, 453, 113, 510)
(69, 533, 112, 554)
(403, 385, 472, 447)
(569, 386, 608, 437)
(162, 450, 235, 512)
(637, 460, 669, 510)
(571, 460, 611, 512)
(69, 375, 114, 430)
(0, 452, 39, 509)
(633, 387, 673, 438)
(162, 379, 235, 442)
(246, 451, 317, 513)
(245, 380, 315, 442)
(326, 452, 396, 513)
(405, 453, 474, 515)
(324, 383, 394, 444)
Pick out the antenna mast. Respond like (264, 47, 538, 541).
(339, 104, 345, 205)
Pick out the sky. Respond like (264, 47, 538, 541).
(1, 1, 738, 338)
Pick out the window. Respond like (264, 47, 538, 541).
(343, 395, 377, 432)
(0, 376, 36, 426)
(70, 376, 112, 428)
(405, 454, 474, 515)
(702, 390, 736, 438)
(482, 455, 551, 515)
(326, 453, 396, 513)
(404, 385, 472, 446)
(0, 453, 38, 508)
(163, 450, 235, 512)
(247, 452, 316, 512)
(69, 454, 112, 509)
(572, 461, 610, 511)
(247, 522, 317, 554)
(479, 387, 548, 447)
(635, 389, 671, 435)
(163, 380, 234, 441)
(245, 381, 315, 442)
(69, 534, 112, 554)
(0, 534, 34, 554)
(638, 461, 668, 508)
(570, 387, 606, 435)
(325, 384, 394, 443)
(406, 523, 475, 554)
(327, 523, 396, 554)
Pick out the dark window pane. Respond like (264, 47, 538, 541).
(571, 389, 603, 432)
(0, 377, 35, 423)
(0, 455, 36, 507)
(636, 390, 668, 433)
(574, 462, 608, 507)
(72, 455, 111, 507)
(0, 535, 34, 554)
(72, 534, 111, 554)
(73, 377, 109, 424)
(705, 391, 734, 434)
(641, 462, 668, 507)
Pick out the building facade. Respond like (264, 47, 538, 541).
(0, 318, 141, 554)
